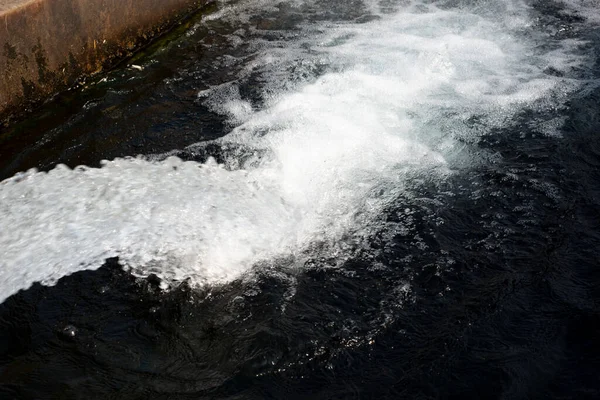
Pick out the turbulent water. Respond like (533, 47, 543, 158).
(0, 0, 599, 398)
(0, 0, 587, 299)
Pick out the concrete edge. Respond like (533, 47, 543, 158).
(0, 0, 210, 128)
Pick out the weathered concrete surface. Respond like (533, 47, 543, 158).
(0, 0, 207, 124)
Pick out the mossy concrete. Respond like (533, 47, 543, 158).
(0, 0, 207, 125)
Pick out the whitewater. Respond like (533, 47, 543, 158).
(0, 0, 590, 302)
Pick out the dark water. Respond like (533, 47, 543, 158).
(1, 0, 600, 398)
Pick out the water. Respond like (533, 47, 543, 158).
(0, 0, 599, 398)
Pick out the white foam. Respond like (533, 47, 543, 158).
(0, 0, 588, 302)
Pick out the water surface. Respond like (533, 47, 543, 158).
(0, 0, 599, 398)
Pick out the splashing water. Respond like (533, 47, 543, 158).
(0, 0, 589, 302)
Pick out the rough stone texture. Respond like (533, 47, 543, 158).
(0, 0, 206, 123)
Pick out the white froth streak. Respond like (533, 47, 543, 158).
(0, 0, 586, 302)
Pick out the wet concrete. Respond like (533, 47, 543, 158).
(0, 0, 207, 126)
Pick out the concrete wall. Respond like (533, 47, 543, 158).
(0, 0, 206, 123)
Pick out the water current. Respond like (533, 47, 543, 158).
(0, 0, 599, 398)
